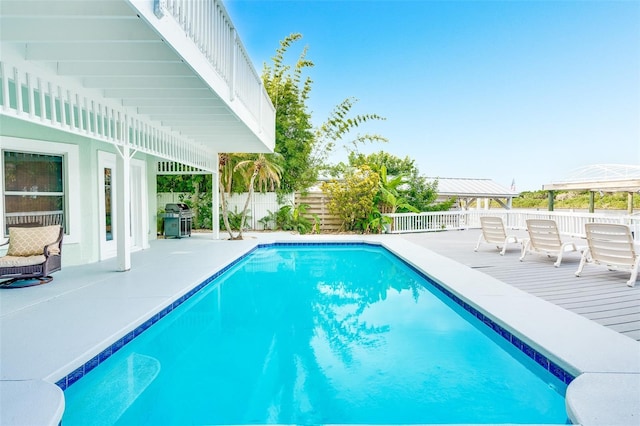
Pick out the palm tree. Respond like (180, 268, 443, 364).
(218, 153, 238, 239)
(231, 153, 283, 240)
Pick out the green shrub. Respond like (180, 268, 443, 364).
(512, 190, 640, 210)
(322, 166, 380, 232)
(274, 203, 316, 234)
(220, 207, 251, 231)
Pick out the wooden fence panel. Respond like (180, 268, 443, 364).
(296, 192, 341, 232)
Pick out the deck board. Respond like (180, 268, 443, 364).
(400, 229, 640, 341)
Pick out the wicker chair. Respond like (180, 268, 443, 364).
(0, 224, 63, 288)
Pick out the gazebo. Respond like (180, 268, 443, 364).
(429, 177, 519, 210)
(542, 164, 640, 213)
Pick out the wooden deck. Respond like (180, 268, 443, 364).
(400, 229, 640, 341)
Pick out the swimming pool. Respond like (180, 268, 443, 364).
(62, 243, 570, 424)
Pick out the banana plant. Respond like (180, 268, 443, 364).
(376, 165, 419, 214)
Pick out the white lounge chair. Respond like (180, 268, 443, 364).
(520, 219, 578, 267)
(575, 223, 639, 287)
(474, 216, 520, 255)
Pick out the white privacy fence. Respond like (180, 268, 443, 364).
(157, 192, 293, 230)
(225, 192, 294, 230)
(384, 210, 640, 243)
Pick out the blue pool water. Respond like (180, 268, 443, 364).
(63, 244, 568, 425)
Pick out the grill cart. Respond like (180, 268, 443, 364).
(162, 203, 192, 238)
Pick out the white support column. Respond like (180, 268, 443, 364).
(116, 144, 132, 271)
(212, 168, 220, 240)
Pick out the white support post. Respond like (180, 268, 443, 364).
(116, 144, 132, 271)
(38, 78, 45, 123)
(212, 167, 220, 240)
(48, 83, 55, 125)
(58, 86, 65, 126)
(14, 68, 22, 115)
(27, 73, 35, 119)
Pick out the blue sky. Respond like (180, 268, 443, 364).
(225, 0, 640, 191)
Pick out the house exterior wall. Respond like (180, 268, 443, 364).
(0, 121, 157, 266)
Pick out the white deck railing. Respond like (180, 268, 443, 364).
(385, 210, 640, 243)
(0, 61, 217, 172)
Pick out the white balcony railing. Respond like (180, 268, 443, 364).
(384, 210, 640, 244)
(0, 61, 218, 173)
(161, 0, 275, 143)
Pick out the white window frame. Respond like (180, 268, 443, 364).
(0, 136, 80, 244)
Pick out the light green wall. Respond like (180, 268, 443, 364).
(1, 116, 158, 266)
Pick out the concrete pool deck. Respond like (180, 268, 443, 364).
(1, 232, 639, 425)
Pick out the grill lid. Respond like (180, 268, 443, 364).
(165, 203, 191, 213)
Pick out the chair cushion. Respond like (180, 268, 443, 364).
(6, 225, 60, 257)
(0, 254, 46, 267)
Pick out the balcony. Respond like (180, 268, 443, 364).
(0, 0, 275, 170)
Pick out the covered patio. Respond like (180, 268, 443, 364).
(1, 0, 275, 271)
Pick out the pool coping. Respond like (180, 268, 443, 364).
(374, 237, 640, 426)
(2, 234, 639, 425)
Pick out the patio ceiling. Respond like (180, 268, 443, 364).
(0, 0, 274, 154)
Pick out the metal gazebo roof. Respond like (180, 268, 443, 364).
(429, 177, 518, 198)
(543, 164, 640, 192)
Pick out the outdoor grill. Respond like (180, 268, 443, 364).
(162, 203, 192, 238)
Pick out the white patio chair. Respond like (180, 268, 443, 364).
(519, 219, 578, 267)
(575, 223, 639, 287)
(474, 216, 520, 255)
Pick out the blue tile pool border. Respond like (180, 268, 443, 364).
(56, 241, 575, 391)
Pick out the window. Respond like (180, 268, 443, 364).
(3, 151, 65, 235)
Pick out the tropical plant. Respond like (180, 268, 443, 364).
(263, 34, 387, 192)
(345, 150, 454, 212)
(227, 153, 283, 240)
(376, 165, 419, 214)
(358, 209, 393, 234)
(276, 203, 317, 234)
(219, 206, 251, 231)
(312, 97, 387, 175)
(262, 33, 316, 193)
(258, 209, 278, 231)
(321, 166, 380, 232)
